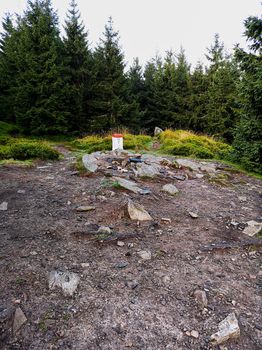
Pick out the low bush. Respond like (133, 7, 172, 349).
(159, 129, 233, 160)
(0, 139, 59, 161)
(0, 121, 20, 136)
(72, 134, 152, 153)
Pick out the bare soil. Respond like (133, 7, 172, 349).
(0, 149, 261, 350)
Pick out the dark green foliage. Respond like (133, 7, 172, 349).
(63, 0, 92, 133)
(13, 0, 69, 135)
(232, 16, 262, 173)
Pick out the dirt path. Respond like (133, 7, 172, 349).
(0, 150, 261, 350)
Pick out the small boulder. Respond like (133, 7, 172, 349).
(154, 126, 163, 136)
(210, 313, 240, 345)
(136, 162, 160, 178)
(97, 226, 111, 235)
(127, 200, 152, 221)
(13, 307, 27, 334)
(82, 154, 98, 173)
(162, 184, 179, 196)
(137, 250, 152, 260)
(48, 271, 80, 297)
(0, 201, 8, 211)
(193, 289, 208, 308)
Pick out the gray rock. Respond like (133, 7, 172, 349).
(193, 289, 208, 308)
(127, 200, 152, 221)
(162, 184, 179, 196)
(136, 162, 160, 178)
(0, 202, 8, 211)
(210, 313, 240, 345)
(243, 220, 262, 237)
(115, 261, 128, 269)
(48, 271, 80, 296)
(97, 226, 111, 234)
(13, 307, 27, 334)
(76, 206, 96, 212)
(189, 211, 198, 218)
(137, 250, 152, 260)
(154, 127, 163, 136)
(82, 154, 98, 173)
(112, 177, 143, 194)
(17, 190, 26, 194)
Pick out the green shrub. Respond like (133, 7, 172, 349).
(0, 139, 59, 161)
(0, 121, 20, 136)
(159, 129, 232, 160)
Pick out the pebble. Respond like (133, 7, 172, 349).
(189, 211, 198, 218)
(76, 206, 96, 212)
(17, 190, 26, 194)
(137, 250, 152, 260)
(98, 226, 111, 234)
(115, 262, 128, 269)
(161, 217, 171, 223)
(117, 241, 125, 247)
(191, 330, 199, 338)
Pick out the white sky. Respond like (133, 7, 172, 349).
(0, 0, 261, 68)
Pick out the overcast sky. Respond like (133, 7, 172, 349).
(0, 0, 261, 68)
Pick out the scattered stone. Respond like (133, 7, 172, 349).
(193, 289, 208, 308)
(17, 190, 26, 194)
(162, 184, 179, 196)
(81, 263, 90, 268)
(127, 200, 152, 221)
(136, 162, 160, 178)
(67, 201, 71, 205)
(0, 201, 8, 211)
(48, 271, 80, 296)
(82, 154, 98, 173)
(173, 174, 186, 181)
(190, 330, 199, 338)
(189, 211, 198, 218)
(154, 126, 163, 136)
(112, 177, 144, 194)
(238, 196, 247, 202)
(127, 243, 134, 248)
(13, 307, 27, 334)
(115, 262, 128, 269)
(125, 280, 139, 289)
(97, 226, 111, 235)
(243, 220, 262, 237)
(231, 300, 236, 306)
(76, 206, 96, 212)
(210, 313, 240, 345)
(176, 158, 200, 171)
(161, 217, 171, 223)
(117, 241, 125, 247)
(137, 250, 151, 260)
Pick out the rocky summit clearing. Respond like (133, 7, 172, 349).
(0, 148, 261, 350)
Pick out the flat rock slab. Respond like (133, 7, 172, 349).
(48, 271, 80, 296)
(128, 200, 152, 221)
(210, 313, 240, 345)
(243, 220, 262, 237)
(13, 307, 27, 334)
(113, 177, 144, 194)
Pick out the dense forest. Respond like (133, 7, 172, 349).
(0, 0, 261, 171)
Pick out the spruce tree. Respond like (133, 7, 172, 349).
(14, 0, 68, 135)
(90, 17, 131, 131)
(232, 16, 262, 172)
(63, 0, 91, 133)
(0, 14, 18, 123)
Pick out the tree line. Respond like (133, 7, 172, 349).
(0, 0, 261, 170)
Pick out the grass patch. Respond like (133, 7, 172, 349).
(0, 137, 60, 161)
(71, 134, 152, 153)
(158, 129, 232, 160)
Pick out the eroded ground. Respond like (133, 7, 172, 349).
(0, 150, 261, 350)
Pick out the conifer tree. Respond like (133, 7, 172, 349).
(14, 0, 68, 135)
(0, 14, 17, 122)
(233, 16, 262, 172)
(90, 17, 131, 131)
(63, 0, 91, 133)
